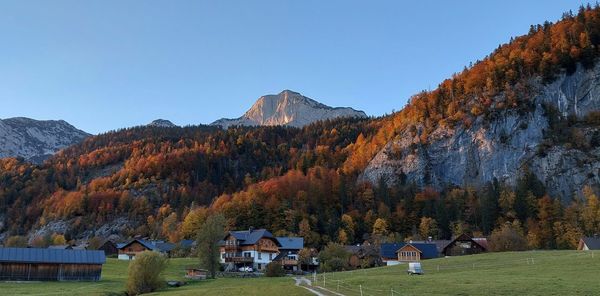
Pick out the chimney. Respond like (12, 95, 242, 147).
(428, 236, 433, 242)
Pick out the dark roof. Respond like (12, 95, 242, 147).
(276, 237, 304, 250)
(0, 247, 106, 264)
(380, 242, 439, 259)
(118, 239, 175, 253)
(225, 229, 280, 246)
(582, 237, 600, 250)
(443, 233, 487, 251)
(179, 239, 196, 248)
(343, 245, 362, 254)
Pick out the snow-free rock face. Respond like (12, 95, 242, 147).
(0, 117, 90, 163)
(212, 90, 367, 128)
(361, 64, 600, 202)
(147, 119, 177, 128)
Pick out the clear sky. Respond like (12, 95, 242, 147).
(0, 1, 591, 134)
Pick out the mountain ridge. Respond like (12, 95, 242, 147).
(0, 117, 90, 163)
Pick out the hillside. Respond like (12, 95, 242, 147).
(1, 6, 600, 249)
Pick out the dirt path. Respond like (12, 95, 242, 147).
(294, 277, 328, 296)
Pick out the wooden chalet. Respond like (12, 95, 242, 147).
(117, 239, 175, 260)
(98, 240, 118, 256)
(0, 247, 105, 281)
(220, 228, 281, 271)
(441, 234, 487, 256)
(273, 237, 304, 272)
(380, 242, 438, 265)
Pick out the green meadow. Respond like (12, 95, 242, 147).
(2, 251, 598, 295)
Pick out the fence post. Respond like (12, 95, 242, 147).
(323, 273, 325, 287)
(472, 263, 475, 269)
(437, 265, 440, 271)
(360, 284, 363, 296)
(313, 271, 316, 284)
(391, 287, 394, 295)
(337, 280, 340, 291)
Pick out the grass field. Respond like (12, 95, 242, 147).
(1, 251, 598, 295)
(312, 250, 600, 296)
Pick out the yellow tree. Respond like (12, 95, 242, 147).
(419, 217, 438, 239)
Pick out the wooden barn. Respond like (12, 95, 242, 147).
(98, 240, 118, 256)
(0, 247, 106, 281)
(442, 234, 487, 256)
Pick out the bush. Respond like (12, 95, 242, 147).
(489, 222, 528, 252)
(265, 262, 285, 277)
(4, 235, 28, 247)
(126, 251, 168, 295)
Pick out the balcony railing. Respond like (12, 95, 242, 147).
(225, 256, 254, 263)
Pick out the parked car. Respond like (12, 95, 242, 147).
(407, 262, 423, 275)
(238, 266, 253, 272)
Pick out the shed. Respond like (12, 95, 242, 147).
(442, 234, 487, 256)
(0, 247, 106, 281)
(184, 267, 208, 280)
(578, 236, 600, 250)
(98, 240, 118, 256)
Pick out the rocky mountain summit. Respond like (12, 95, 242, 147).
(212, 90, 367, 128)
(361, 64, 600, 202)
(147, 119, 177, 128)
(0, 117, 89, 163)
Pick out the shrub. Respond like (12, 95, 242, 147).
(126, 251, 168, 295)
(265, 262, 285, 277)
(489, 222, 528, 252)
(4, 235, 28, 247)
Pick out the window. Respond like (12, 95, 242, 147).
(269, 253, 273, 260)
(258, 252, 262, 259)
(222, 253, 225, 259)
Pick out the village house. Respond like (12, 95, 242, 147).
(273, 237, 303, 272)
(577, 236, 600, 250)
(0, 247, 105, 281)
(380, 242, 438, 265)
(220, 228, 281, 271)
(117, 239, 175, 260)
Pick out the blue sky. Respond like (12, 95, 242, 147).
(0, 1, 591, 134)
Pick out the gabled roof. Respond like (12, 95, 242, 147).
(396, 243, 438, 259)
(443, 233, 487, 251)
(224, 229, 280, 246)
(380, 242, 439, 259)
(581, 237, 600, 250)
(118, 239, 175, 253)
(276, 237, 304, 250)
(0, 247, 106, 264)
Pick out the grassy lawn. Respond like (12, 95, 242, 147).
(1, 251, 598, 295)
(312, 250, 600, 296)
(1, 258, 309, 296)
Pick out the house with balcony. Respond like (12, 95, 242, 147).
(273, 237, 303, 272)
(117, 239, 175, 260)
(219, 228, 281, 271)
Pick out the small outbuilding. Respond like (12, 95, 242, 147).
(578, 236, 600, 250)
(184, 267, 208, 280)
(98, 240, 118, 256)
(441, 234, 487, 256)
(0, 247, 106, 281)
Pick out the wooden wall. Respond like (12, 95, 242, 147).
(0, 263, 102, 281)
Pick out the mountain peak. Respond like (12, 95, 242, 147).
(212, 90, 366, 128)
(147, 119, 177, 128)
(0, 117, 90, 163)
